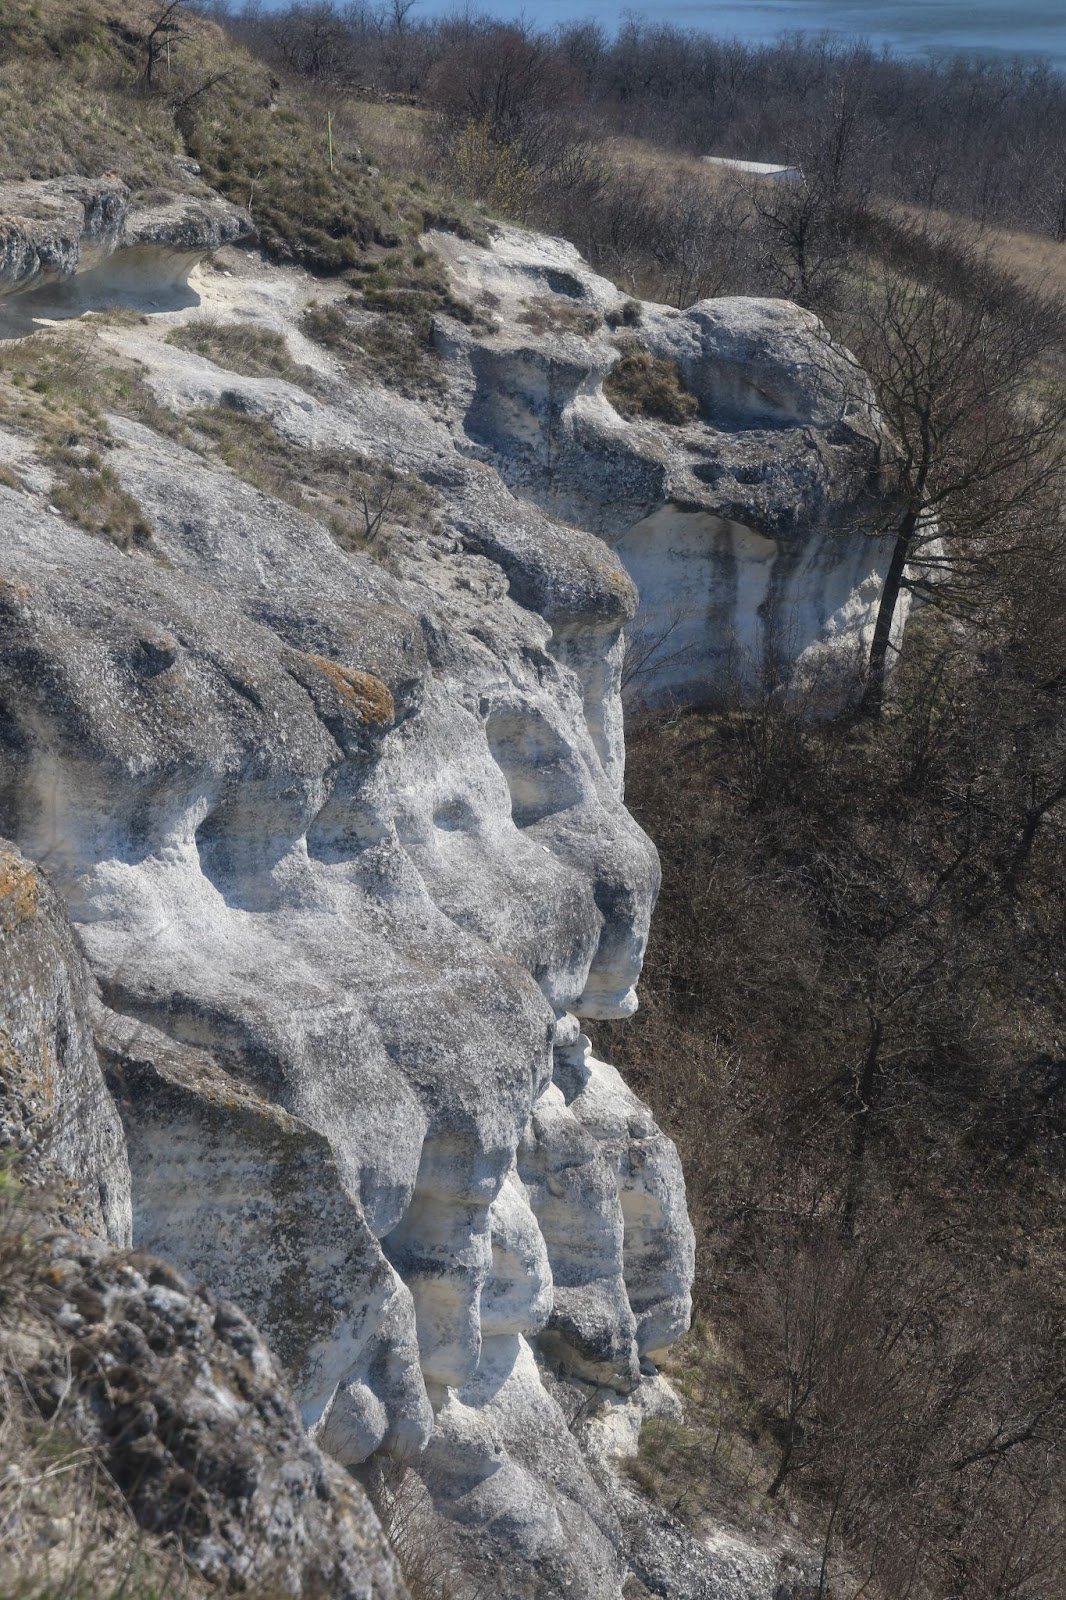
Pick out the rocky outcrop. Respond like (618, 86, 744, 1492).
(0, 842, 407, 1599)
(0, 396, 686, 1592)
(0, 173, 249, 320)
(432, 224, 904, 705)
(27, 1236, 409, 1600)
(0, 838, 130, 1242)
(0, 214, 900, 1596)
(96, 1007, 432, 1464)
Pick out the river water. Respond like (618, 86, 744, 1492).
(415, 0, 1066, 71)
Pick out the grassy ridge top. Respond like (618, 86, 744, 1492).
(0, 0, 445, 272)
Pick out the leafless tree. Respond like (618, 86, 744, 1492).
(837, 240, 1066, 717)
(143, 0, 185, 86)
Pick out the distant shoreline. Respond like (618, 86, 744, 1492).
(409, 0, 1066, 73)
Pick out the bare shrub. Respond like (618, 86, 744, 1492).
(602, 574, 1066, 1596)
(366, 1462, 492, 1600)
(603, 345, 698, 425)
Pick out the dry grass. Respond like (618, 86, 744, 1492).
(888, 201, 1066, 304)
(190, 84, 422, 273)
(48, 457, 152, 551)
(623, 1322, 781, 1540)
(341, 99, 431, 180)
(188, 405, 439, 555)
(0, 318, 437, 562)
(166, 318, 314, 385)
(517, 295, 601, 337)
(600, 134, 1066, 310)
(0, 0, 476, 288)
(301, 294, 445, 399)
(0, 329, 166, 551)
(604, 344, 698, 425)
(0, 0, 180, 185)
(600, 135, 729, 188)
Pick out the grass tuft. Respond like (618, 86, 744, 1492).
(166, 318, 313, 385)
(518, 296, 602, 338)
(301, 296, 443, 399)
(604, 343, 699, 425)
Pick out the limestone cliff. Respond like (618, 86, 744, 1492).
(0, 840, 407, 1600)
(0, 184, 892, 1598)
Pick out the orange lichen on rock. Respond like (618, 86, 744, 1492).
(308, 655, 395, 728)
(0, 850, 40, 931)
(0, 576, 31, 604)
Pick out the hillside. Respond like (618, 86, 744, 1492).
(0, 6, 1064, 1600)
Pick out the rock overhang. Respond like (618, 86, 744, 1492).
(0, 205, 907, 1596)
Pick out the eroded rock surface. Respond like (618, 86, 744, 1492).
(0, 838, 130, 1242)
(27, 1238, 409, 1600)
(0, 172, 249, 324)
(433, 224, 904, 705)
(0, 216, 894, 1595)
(0, 843, 407, 1600)
(0, 399, 682, 1593)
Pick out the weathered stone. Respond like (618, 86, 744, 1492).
(95, 1005, 433, 1464)
(0, 212, 891, 1595)
(0, 844, 405, 1599)
(26, 1233, 409, 1599)
(0, 174, 250, 320)
(0, 838, 130, 1243)
(431, 223, 906, 707)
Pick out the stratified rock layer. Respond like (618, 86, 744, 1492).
(433, 224, 903, 706)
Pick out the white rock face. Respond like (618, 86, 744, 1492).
(432, 225, 906, 707)
(0, 174, 250, 328)
(0, 218, 895, 1595)
(0, 380, 676, 1593)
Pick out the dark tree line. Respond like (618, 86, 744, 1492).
(210, 2, 1066, 242)
(601, 504, 1066, 1593)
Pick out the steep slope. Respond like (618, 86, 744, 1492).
(0, 146, 894, 1595)
(0, 840, 407, 1600)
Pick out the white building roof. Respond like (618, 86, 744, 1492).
(702, 157, 803, 180)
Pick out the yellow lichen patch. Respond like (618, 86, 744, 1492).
(308, 655, 395, 729)
(596, 560, 637, 597)
(0, 576, 30, 604)
(0, 1023, 18, 1080)
(0, 852, 40, 931)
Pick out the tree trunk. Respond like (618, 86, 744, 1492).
(841, 1017, 882, 1241)
(859, 510, 918, 719)
(1004, 782, 1066, 892)
(767, 1430, 796, 1498)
